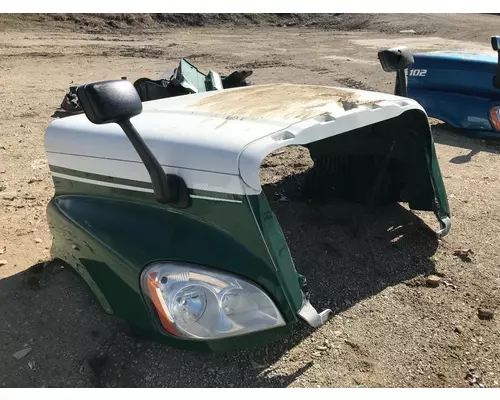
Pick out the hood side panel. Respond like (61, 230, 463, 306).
(239, 99, 423, 191)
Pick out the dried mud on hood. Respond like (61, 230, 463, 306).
(191, 83, 383, 122)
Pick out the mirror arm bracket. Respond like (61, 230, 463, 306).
(395, 69, 408, 97)
(494, 51, 500, 89)
(117, 119, 190, 208)
(492, 36, 500, 89)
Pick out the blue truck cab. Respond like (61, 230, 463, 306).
(378, 36, 500, 138)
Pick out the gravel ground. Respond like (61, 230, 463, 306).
(0, 14, 499, 388)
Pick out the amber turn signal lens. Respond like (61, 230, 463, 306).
(489, 106, 500, 131)
(146, 272, 179, 336)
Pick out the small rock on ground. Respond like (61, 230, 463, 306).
(1, 193, 17, 201)
(454, 325, 463, 334)
(426, 275, 441, 288)
(453, 248, 474, 262)
(478, 309, 494, 320)
(13, 348, 32, 360)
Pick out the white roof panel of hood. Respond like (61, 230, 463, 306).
(45, 83, 424, 178)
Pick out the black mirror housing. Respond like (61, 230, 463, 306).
(377, 46, 414, 72)
(77, 80, 142, 125)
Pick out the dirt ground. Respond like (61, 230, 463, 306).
(1, 14, 500, 388)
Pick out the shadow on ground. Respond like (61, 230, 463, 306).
(432, 122, 500, 164)
(263, 171, 439, 317)
(0, 176, 439, 388)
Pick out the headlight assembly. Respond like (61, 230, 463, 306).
(141, 262, 285, 339)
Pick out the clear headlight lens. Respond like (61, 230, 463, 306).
(141, 262, 285, 339)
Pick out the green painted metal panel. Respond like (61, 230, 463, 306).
(47, 174, 303, 350)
